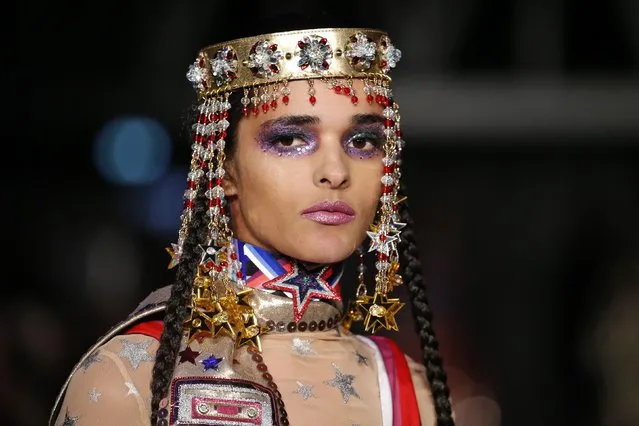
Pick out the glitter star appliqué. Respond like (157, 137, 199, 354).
(79, 350, 102, 372)
(88, 387, 101, 403)
(293, 381, 316, 400)
(324, 363, 360, 404)
(125, 382, 139, 396)
(291, 337, 317, 356)
(202, 354, 223, 371)
(61, 409, 79, 426)
(262, 264, 340, 321)
(118, 339, 154, 369)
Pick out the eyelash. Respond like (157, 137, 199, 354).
(262, 129, 384, 157)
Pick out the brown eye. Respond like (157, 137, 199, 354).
(351, 137, 369, 149)
(276, 136, 296, 146)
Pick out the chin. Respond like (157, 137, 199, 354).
(291, 231, 358, 264)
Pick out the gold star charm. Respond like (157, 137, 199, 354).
(358, 291, 404, 334)
(236, 310, 263, 352)
(165, 243, 181, 269)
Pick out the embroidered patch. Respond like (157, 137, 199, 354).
(170, 377, 277, 425)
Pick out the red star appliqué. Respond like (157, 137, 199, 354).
(262, 263, 341, 322)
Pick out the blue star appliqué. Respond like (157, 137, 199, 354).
(263, 263, 340, 321)
(201, 354, 223, 371)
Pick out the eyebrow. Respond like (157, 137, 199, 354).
(260, 113, 385, 129)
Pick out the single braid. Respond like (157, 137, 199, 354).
(149, 188, 208, 424)
(398, 184, 455, 425)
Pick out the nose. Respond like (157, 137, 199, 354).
(313, 143, 350, 189)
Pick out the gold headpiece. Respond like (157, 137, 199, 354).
(186, 27, 402, 96)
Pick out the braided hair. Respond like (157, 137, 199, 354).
(398, 182, 455, 425)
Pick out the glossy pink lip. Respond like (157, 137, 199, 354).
(301, 200, 356, 225)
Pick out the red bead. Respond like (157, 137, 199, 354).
(367, 94, 374, 104)
(385, 119, 394, 127)
(282, 95, 289, 104)
(208, 199, 214, 207)
(216, 178, 223, 185)
(270, 99, 277, 109)
(230, 252, 237, 260)
(297, 41, 305, 48)
(383, 166, 392, 173)
(252, 106, 259, 116)
(351, 95, 358, 104)
(185, 200, 194, 208)
(206, 180, 213, 188)
(309, 95, 316, 105)
(343, 87, 351, 95)
(334, 86, 342, 94)
(236, 271, 243, 278)
(262, 104, 269, 113)
(222, 111, 229, 118)
(242, 106, 249, 117)
(220, 130, 227, 139)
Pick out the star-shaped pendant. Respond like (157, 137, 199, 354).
(202, 354, 224, 371)
(263, 264, 341, 322)
(165, 242, 182, 269)
(324, 363, 360, 403)
(118, 339, 154, 369)
(236, 310, 263, 352)
(61, 409, 79, 426)
(359, 291, 404, 333)
(366, 229, 398, 255)
(178, 345, 200, 364)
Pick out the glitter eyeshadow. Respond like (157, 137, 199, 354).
(256, 123, 318, 157)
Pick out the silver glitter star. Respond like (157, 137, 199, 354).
(324, 363, 360, 403)
(354, 351, 368, 366)
(291, 337, 317, 356)
(125, 382, 139, 396)
(293, 381, 316, 400)
(61, 409, 79, 426)
(88, 387, 101, 403)
(79, 351, 102, 372)
(118, 339, 154, 369)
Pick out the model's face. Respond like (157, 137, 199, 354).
(224, 79, 384, 264)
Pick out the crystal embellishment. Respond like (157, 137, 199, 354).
(186, 55, 210, 91)
(247, 40, 282, 78)
(345, 32, 377, 71)
(378, 35, 402, 73)
(209, 46, 238, 87)
(296, 35, 333, 72)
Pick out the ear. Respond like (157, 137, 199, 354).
(223, 159, 238, 197)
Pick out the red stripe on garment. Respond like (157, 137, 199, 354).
(369, 336, 422, 426)
(124, 320, 165, 340)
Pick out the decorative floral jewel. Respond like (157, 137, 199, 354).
(209, 46, 238, 87)
(186, 54, 210, 91)
(378, 35, 402, 73)
(296, 35, 333, 72)
(345, 32, 377, 71)
(202, 354, 224, 371)
(247, 40, 282, 77)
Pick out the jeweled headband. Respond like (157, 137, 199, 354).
(186, 27, 402, 96)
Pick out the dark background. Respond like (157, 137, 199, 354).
(6, 0, 639, 425)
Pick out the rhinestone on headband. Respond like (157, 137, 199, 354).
(186, 28, 401, 96)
